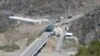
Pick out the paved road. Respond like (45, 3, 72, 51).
(20, 32, 51, 56)
(55, 14, 84, 51)
(60, 14, 85, 25)
(55, 24, 70, 51)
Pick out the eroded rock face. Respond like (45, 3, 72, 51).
(69, 7, 100, 44)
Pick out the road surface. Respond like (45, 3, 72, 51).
(55, 14, 84, 51)
(20, 32, 51, 56)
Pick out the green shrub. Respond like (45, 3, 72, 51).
(76, 40, 100, 56)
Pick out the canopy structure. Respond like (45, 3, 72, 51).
(65, 32, 73, 36)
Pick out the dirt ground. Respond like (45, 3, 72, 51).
(38, 37, 70, 56)
(0, 23, 47, 56)
(38, 35, 78, 56)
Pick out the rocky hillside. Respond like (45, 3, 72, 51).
(69, 7, 100, 44)
(0, 13, 16, 33)
(0, 0, 98, 16)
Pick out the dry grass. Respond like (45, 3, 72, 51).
(14, 23, 48, 46)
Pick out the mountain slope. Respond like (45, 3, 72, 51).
(0, 0, 98, 16)
(69, 7, 100, 44)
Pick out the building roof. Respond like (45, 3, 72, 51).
(65, 32, 73, 35)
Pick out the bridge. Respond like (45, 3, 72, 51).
(20, 32, 51, 56)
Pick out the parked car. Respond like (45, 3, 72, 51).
(67, 15, 72, 19)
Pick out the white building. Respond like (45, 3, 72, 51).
(65, 32, 73, 39)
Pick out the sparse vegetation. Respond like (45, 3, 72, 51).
(70, 6, 100, 44)
(0, 0, 86, 16)
(0, 14, 16, 33)
(26, 36, 37, 46)
(0, 43, 20, 52)
(26, 31, 44, 46)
